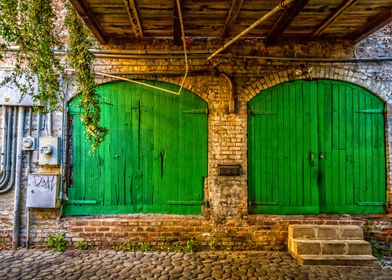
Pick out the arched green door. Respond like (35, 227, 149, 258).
(248, 80, 386, 214)
(65, 81, 208, 215)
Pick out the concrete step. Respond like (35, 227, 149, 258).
(288, 225, 364, 240)
(291, 254, 379, 266)
(289, 239, 372, 255)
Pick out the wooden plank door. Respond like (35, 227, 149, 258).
(64, 81, 208, 215)
(248, 80, 319, 214)
(248, 79, 386, 215)
(318, 80, 386, 214)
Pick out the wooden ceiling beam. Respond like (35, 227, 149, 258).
(351, 10, 392, 43)
(264, 0, 309, 45)
(311, 0, 358, 38)
(69, 0, 107, 44)
(123, 0, 144, 38)
(221, 0, 245, 38)
(173, 0, 182, 45)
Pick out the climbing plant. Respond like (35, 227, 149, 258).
(65, 3, 107, 151)
(0, 0, 63, 112)
(0, 0, 107, 151)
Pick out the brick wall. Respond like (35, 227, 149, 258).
(0, 19, 391, 249)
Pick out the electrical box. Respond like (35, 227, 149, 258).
(22, 136, 36, 151)
(26, 174, 60, 208)
(38, 137, 60, 165)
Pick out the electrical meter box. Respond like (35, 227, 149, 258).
(38, 137, 60, 165)
(22, 136, 36, 151)
(26, 174, 60, 208)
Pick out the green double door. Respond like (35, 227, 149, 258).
(248, 80, 386, 214)
(65, 81, 208, 215)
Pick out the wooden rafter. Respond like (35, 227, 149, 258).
(123, 0, 143, 38)
(173, 0, 182, 46)
(221, 0, 245, 38)
(264, 0, 309, 45)
(311, 0, 358, 38)
(352, 10, 392, 43)
(69, 0, 107, 44)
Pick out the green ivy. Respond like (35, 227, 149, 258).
(0, 0, 107, 151)
(0, 0, 63, 112)
(65, 3, 108, 152)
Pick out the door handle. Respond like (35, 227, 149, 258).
(309, 151, 316, 166)
(319, 152, 324, 159)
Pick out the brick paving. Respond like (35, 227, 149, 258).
(0, 250, 391, 279)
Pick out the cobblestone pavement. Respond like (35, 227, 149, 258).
(0, 250, 391, 280)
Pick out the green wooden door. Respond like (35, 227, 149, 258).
(248, 80, 386, 214)
(64, 81, 208, 215)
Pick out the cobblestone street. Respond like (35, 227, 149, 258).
(0, 250, 391, 280)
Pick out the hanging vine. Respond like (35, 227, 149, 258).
(0, 0, 107, 151)
(65, 3, 108, 152)
(0, 0, 63, 112)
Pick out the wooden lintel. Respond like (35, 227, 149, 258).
(221, 0, 245, 38)
(264, 0, 309, 45)
(69, 0, 107, 44)
(352, 10, 392, 43)
(123, 0, 144, 38)
(173, 0, 182, 46)
(311, 0, 358, 38)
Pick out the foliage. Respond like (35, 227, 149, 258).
(0, 0, 63, 112)
(0, 0, 107, 151)
(208, 240, 218, 250)
(367, 238, 392, 258)
(115, 243, 151, 252)
(47, 232, 67, 252)
(65, 3, 107, 152)
(74, 240, 93, 250)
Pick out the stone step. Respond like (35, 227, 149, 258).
(291, 254, 379, 266)
(288, 239, 372, 255)
(288, 225, 364, 240)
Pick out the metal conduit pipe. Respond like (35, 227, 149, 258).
(0, 107, 9, 175)
(24, 107, 32, 248)
(47, 111, 53, 137)
(0, 107, 14, 190)
(4, 45, 392, 62)
(0, 108, 18, 193)
(13, 107, 25, 249)
(0, 108, 11, 181)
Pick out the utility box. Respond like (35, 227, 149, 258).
(38, 137, 60, 165)
(26, 174, 60, 208)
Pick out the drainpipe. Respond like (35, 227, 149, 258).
(12, 107, 25, 249)
(0, 108, 17, 193)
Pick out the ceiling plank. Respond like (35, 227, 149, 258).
(69, 0, 107, 44)
(221, 0, 245, 38)
(351, 10, 392, 43)
(311, 0, 359, 38)
(264, 0, 309, 45)
(123, 0, 144, 38)
(173, 0, 182, 45)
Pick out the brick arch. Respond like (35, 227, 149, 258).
(243, 66, 392, 206)
(241, 67, 392, 104)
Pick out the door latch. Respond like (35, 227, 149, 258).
(319, 152, 324, 159)
(309, 151, 316, 166)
